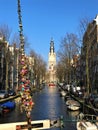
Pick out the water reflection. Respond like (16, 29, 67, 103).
(45, 87, 62, 119)
(31, 86, 65, 121)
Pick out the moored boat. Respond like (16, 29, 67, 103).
(67, 104, 80, 111)
(0, 101, 16, 114)
(66, 99, 81, 111)
(77, 113, 98, 130)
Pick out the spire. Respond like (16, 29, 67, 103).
(50, 38, 55, 53)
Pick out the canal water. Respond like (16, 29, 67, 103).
(0, 86, 78, 130)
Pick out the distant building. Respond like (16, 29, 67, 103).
(48, 38, 56, 82)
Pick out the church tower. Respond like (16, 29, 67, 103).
(48, 38, 56, 82)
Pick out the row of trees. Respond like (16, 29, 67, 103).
(56, 33, 80, 83)
(30, 50, 47, 87)
(0, 24, 47, 88)
(56, 16, 92, 85)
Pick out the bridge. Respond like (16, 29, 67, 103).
(0, 119, 50, 130)
(0, 118, 64, 130)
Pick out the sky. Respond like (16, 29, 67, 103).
(0, 0, 98, 62)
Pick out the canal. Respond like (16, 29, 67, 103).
(0, 86, 78, 130)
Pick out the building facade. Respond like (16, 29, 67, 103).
(0, 37, 35, 92)
(81, 15, 98, 93)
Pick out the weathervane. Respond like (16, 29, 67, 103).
(17, 0, 34, 129)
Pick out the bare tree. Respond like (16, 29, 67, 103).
(30, 49, 47, 87)
(11, 33, 20, 47)
(56, 61, 65, 83)
(78, 16, 92, 46)
(0, 24, 12, 41)
(35, 54, 47, 86)
(11, 32, 30, 53)
(57, 33, 80, 83)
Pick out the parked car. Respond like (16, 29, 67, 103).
(8, 89, 16, 96)
(0, 90, 9, 99)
